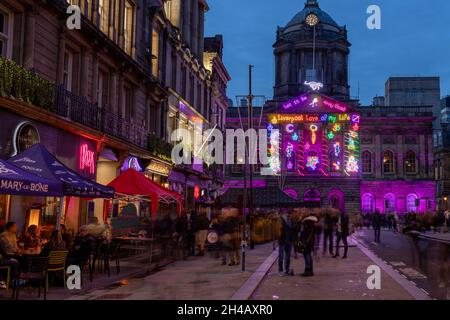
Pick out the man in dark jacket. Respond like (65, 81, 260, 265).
(300, 213, 318, 277)
(179, 210, 197, 256)
(333, 212, 350, 259)
(322, 212, 335, 255)
(372, 210, 382, 243)
(278, 210, 294, 276)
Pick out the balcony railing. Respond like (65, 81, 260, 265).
(55, 85, 148, 149)
(0, 57, 149, 150)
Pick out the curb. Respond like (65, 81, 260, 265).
(352, 235, 431, 300)
(418, 234, 450, 245)
(230, 249, 278, 300)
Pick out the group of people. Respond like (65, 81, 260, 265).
(277, 209, 351, 277)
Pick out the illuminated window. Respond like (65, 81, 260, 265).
(0, 6, 12, 58)
(383, 150, 395, 174)
(98, 0, 109, 34)
(151, 27, 160, 77)
(406, 194, 418, 213)
(362, 193, 375, 214)
(405, 150, 417, 174)
(123, 0, 134, 56)
(384, 193, 395, 213)
(362, 150, 372, 173)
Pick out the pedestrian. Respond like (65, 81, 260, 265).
(372, 210, 382, 243)
(300, 212, 318, 277)
(278, 210, 294, 276)
(180, 210, 197, 256)
(220, 208, 240, 266)
(333, 212, 349, 259)
(195, 210, 210, 256)
(392, 213, 399, 233)
(0, 222, 19, 255)
(445, 210, 450, 229)
(322, 210, 335, 255)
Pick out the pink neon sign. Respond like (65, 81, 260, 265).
(80, 144, 95, 174)
(322, 99, 348, 112)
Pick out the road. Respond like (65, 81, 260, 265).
(356, 229, 450, 300)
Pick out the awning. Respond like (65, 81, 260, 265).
(0, 159, 63, 196)
(9, 144, 114, 198)
(107, 169, 183, 215)
(219, 187, 298, 208)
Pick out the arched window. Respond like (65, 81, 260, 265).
(383, 151, 395, 174)
(384, 193, 396, 213)
(362, 193, 375, 214)
(406, 194, 418, 213)
(329, 195, 340, 209)
(405, 151, 417, 174)
(362, 151, 372, 173)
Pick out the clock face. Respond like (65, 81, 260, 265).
(305, 14, 319, 26)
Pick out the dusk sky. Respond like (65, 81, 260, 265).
(205, 0, 450, 106)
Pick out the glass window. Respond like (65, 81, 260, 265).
(151, 27, 159, 77)
(406, 194, 418, 213)
(0, 8, 11, 58)
(362, 193, 375, 214)
(383, 150, 395, 174)
(405, 151, 417, 174)
(124, 0, 134, 56)
(98, 0, 109, 34)
(362, 151, 372, 173)
(63, 51, 73, 91)
(384, 193, 395, 213)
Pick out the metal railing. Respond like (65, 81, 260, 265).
(54, 85, 148, 148)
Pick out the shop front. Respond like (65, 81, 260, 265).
(0, 109, 101, 233)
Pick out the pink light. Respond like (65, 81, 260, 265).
(323, 99, 347, 112)
(80, 144, 95, 174)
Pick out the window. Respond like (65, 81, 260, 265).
(0, 7, 12, 58)
(305, 69, 316, 82)
(362, 151, 372, 173)
(181, 65, 187, 97)
(122, 87, 134, 120)
(171, 54, 177, 88)
(406, 194, 418, 213)
(151, 27, 160, 77)
(384, 193, 395, 213)
(98, 0, 109, 34)
(405, 151, 417, 174)
(123, 0, 134, 56)
(362, 194, 375, 214)
(383, 150, 395, 174)
(329, 195, 340, 210)
(97, 70, 109, 108)
(63, 51, 73, 91)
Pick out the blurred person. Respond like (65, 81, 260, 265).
(21, 224, 40, 249)
(372, 210, 382, 243)
(221, 208, 240, 266)
(278, 209, 294, 276)
(300, 212, 318, 277)
(333, 211, 350, 259)
(60, 224, 73, 249)
(195, 211, 210, 256)
(180, 210, 197, 256)
(40, 230, 66, 256)
(0, 222, 19, 255)
(322, 210, 335, 256)
(67, 226, 95, 265)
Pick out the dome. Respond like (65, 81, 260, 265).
(285, 1, 340, 29)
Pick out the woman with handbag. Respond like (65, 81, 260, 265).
(299, 213, 318, 277)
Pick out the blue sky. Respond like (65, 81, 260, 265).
(205, 0, 450, 106)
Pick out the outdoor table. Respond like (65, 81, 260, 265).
(114, 237, 155, 263)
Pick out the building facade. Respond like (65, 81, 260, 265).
(224, 0, 436, 215)
(0, 0, 229, 229)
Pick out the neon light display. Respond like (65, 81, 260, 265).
(310, 125, 318, 145)
(310, 97, 319, 109)
(285, 124, 295, 133)
(333, 161, 341, 171)
(334, 142, 341, 157)
(120, 156, 143, 172)
(304, 81, 324, 91)
(306, 156, 320, 171)
(292, 132, 299, 141)
(80, 144, 95, 174)
(327, 131, 335, 140)
(346, 156, 359, 173)
(194, 186, 200, 199)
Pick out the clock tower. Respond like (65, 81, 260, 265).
(273, 0, 351, 102)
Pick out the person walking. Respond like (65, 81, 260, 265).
(180, 210, 197, 256)
(300, 212, 318, 277)
(195, 211, 210, 256)
(278, 210, 294, 276)
(372, 210, 382, 243)
(333, 212, 350, 259)
(322, 211, 335, 255)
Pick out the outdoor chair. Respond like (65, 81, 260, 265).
(97, 241, 122, 276)
(46, 250, 68, 291)
(13, 256, 49, 300)
(0, 265, 10, 290)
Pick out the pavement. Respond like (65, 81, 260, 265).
(418, 232, 450, 244)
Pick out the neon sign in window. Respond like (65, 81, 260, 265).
(80, 144, 95, 174)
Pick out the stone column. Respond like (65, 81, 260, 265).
(191, 0, 199, 56)
(375, 134, 382, 178)
(110, 72, 118, 113)
(23, 6, 36, 70)
(419, 135, 426, 178)
(182, 0, 192, 47)
(92, 54, 99, 105)
(397, 135, 404, 178)
(56, 24, 66, 85)
(80, 48, 89, 98)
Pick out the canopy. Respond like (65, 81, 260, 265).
(107, 169, 183, 215)
(0, 159, 63, 196)
(9, 144, 114, 198)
